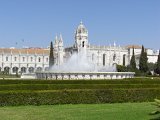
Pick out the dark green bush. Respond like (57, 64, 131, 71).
(0, 78, 160, 85)
(1, 84, 160, 91)
(0, 89, 160, 106)
(0, 79, 160, 106)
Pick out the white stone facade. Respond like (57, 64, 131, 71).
(0, 48, 49, 74)
(53, 22, 158, 68)
(0, 22, 158, 74)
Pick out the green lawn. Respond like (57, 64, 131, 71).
(0, 102, 156, 120)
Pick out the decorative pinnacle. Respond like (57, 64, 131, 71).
(113, 41, 116, 47)
(55, 34, 58, 40)
(80, 20, 83, 24)
(59, 33, 63, 42)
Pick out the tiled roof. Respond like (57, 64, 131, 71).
(125, 45, 142, 49)
(0, 48, 49, 55)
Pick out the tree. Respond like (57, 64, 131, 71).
(130, 47, 136, 70)
(49, 41, 54, 69)
(148, 62, 156, 72)
(139, 45, 148, 73)
(117, 65, 128, 72)
(155, 50, 160, 76)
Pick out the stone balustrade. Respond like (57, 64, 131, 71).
(35, 72, 135, 80)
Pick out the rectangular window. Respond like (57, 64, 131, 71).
(23, 57, 25, 62)
(31, 57, 33, 62)
(38, 57, 41, 62)
(6, 57, 8, 61)
(14, 57, 17, 61)
(46, 58, 48, 62)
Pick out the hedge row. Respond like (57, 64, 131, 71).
(1, 88, 160, 106)
(1, 78, 160, 85)
(1, 84, 160, 91)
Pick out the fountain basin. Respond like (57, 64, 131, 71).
(35, 71, 135, 80)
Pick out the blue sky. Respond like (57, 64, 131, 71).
(0, 0, 159, 49)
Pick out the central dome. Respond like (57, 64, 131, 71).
(76, 21, 88, 34)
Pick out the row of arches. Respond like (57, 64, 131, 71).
(0, 67, 49, 74)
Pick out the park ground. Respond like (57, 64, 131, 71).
(0, 102, 156, 120)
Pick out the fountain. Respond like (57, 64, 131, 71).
(35, 50, 135, 80)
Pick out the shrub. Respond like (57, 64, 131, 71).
(0, 79, 160, 106)
(0, 89, 160, 106)
(150, 99, 160, 120)
(1, 84, 160, 91)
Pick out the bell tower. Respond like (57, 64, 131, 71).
(75, 21, 89, 52)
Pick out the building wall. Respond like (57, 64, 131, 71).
(0, 49, 49, 74)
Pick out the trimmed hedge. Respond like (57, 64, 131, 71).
(0, 89, 160, 106)
(1, 84, 160, 91)
(1, 78, 160, 85)
(0, 78, 160, 106)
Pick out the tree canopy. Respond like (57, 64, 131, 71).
(49, 41, 54, 69)
(130, 47, 136, 70)
(139, 45, 148, 73)
(155, 50, 160, 75)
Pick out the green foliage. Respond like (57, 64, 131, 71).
(0, 103, 155, 120)
(1, 83, 160, 91)
(1, 78, 160, 84)
(0, 89, 160, 106)
(154, 50, 160, 76)
(0, 79, 160, 106)
(1, 78, 160, 85)
(117, 65, 128, 72)
(49, 41, 54, 69)
(130, 47, 136, 70)
(148, 63, 156, 72)
(150, 99, 160, 120)
(139, 45, 148, 73)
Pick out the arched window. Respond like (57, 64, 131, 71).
(103, 54, 106, 66)
(123, 54, 126, 66)
(36, 67, 42, 72)
(12, 67, 18, 73)
(29, 67, 34, 73)
(82, 41, 85, 47)
(4, 67, 10, 74)
(13, 67, 17, 73)
(21, 67, 26, 73)
(113, 54, 116, 61)
(45, 67, 49, 71)
(92, 54, 94, 61)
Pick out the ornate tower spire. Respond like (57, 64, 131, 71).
(54, 35, 58, 44)
(59, 33, 63, 43)
(75, 21, 89, 52)
(54, 35, 58, 51)
(58, 34, 63, 49)
(113, 41, 116, 47)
